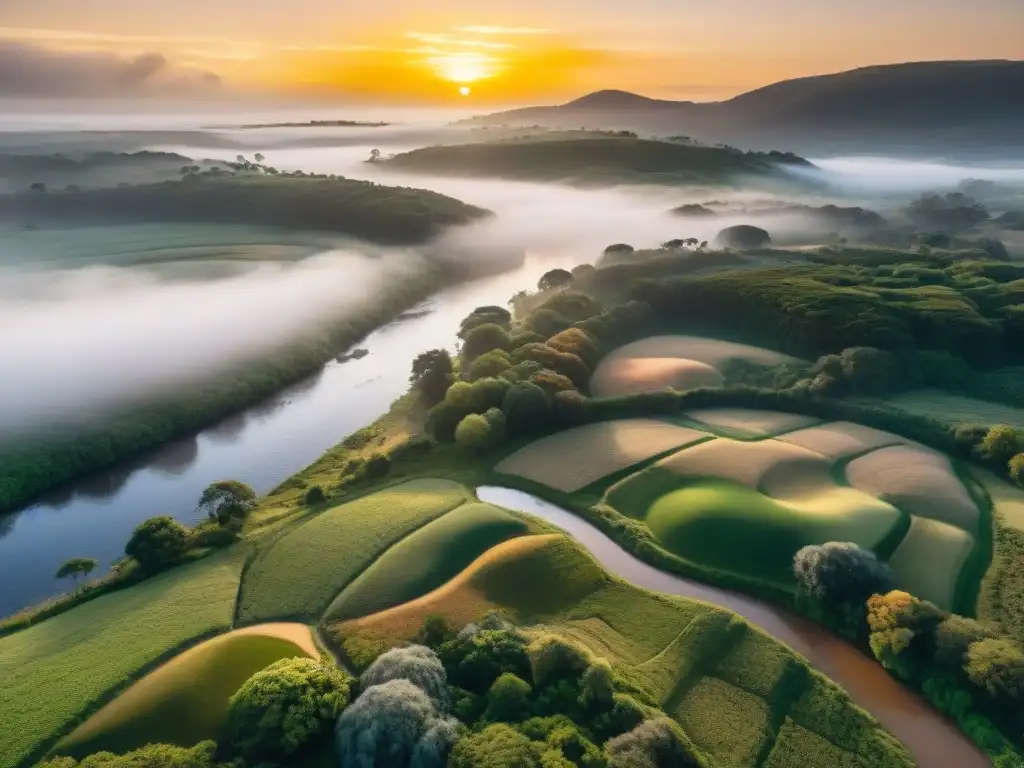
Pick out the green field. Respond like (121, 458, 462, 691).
(0, 549, 246, 768)
(886, 389, 1024, 430)
(237, 479, 469, 624)
(53, 629, 313, 758)
(323, 502, 529, 621)
(605, 469, 903, 586)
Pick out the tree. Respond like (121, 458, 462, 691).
(512, 344, 589, 387)
(369, 148, 381, 162)
(55, 557, 98, 590)
(486, 673, 532, 722)
(579, 659, 614, 709)
(977, 426, 1023, 465)
(1010, 453, 1024, 488)
(254, 153, 265, 163)
(460, 306, 512, 340)
(793, 542, 895, 605)
(462, 323, 513, 361)
(530, 370, 576, 397)
(37, 741, 226, 768)
(527, 309, 572, 339)
(361, 644, 449, 704)
(456, 413, 494, 449)
(411, 349, 454, 405)
(412, 349, 454, 404)
(501, 382, 552, 435)
(469, 350, 513, 381)
(537, 269, 573, 292)
(449, 724, 541, 768)
(905, 192, 989, 234)
(528, 635, 591, 686)
(715, 224, 771, 249)
(965, 638, 1024, 702)
(336, 679, 461, 768)
(125, 516, 191, 571)
(439, 628, 532, 694)
(603, 244, 634, 256)
(866, 590, 944, 679)
(304, 485, 326, 505)
(934, 615, 998, 669)
(197, 480, 256, 525)
(606, 718, 704, 768)
(228, 658, 352, 758)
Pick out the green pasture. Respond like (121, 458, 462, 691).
(323, 502, 529, 622)
(0, 549, 246, 768)
(237, 479, 469, 624)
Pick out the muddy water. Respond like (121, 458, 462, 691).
(476, 486, 990, 768)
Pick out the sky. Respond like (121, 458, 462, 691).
(1, 0, 1022, 104)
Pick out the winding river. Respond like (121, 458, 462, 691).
(476, 486, 990, 768)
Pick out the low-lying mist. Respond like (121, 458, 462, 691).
(0, 249, 425, 435)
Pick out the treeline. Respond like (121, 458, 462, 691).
(0, 274, 443, 516)
(1, 174, 490, 246)
(383, 136, 814, 186)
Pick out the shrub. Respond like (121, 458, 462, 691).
(449, 723, 540, 768)
(715, 224, 770, 249)
(528, 309, 573, 339)
(411, 349, 454, 404)
(533, 292, 602, 323)
(546, 725, 605, 768)
(439, 628, 532, 694)
(512, 344, 590, 387)
(547, 328, 600, 368)
(531, 370, 577, 397)
(579, 659, 614, 709)
(304, 485, 326, 505)
(501, 382, 553, 435)
(360, 644, 449, 705)
(456, 413, 494, 450)
(227, 658, 352, 758)
(459, 306, 512, 339)
(197, 480, 257, 524)
(510, 331, 545, 350)
(469, 377, 514, 413)
(866, 590, 945, 679)
(934, 615, 999, 670)
(592, 694, 650, 740)
(463, 323, 513, 361)
(528, 635, 591, 686)
(426, 401, 465, 442)
(793, 542, 895, 605)
(37, 741, 226, 768)
(484, 407, 507, 443)
(538, 269, 574, 292)
(977, 426, 1023, 465)
(124, 516, 191, 572)
(335, 679, 461, 768)
(606, 717, 706, 768)
(553, 390, 588, 426)
(470, 350, 513, 381)
(418, 614, 456, 649)
(446, 381, 476, 410)
(964, 638, 1024, 702)
(486, 673, 533, 722)
(1009, 453, 1024, 487)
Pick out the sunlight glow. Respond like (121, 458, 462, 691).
(429, 52, 496, 83)
(459, 85, 471, 96)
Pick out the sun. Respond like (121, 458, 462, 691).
(430, 53, 494, 84)
(459, 85, 471, 97)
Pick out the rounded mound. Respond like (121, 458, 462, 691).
(55, 624, 316, 758)
(592, 357, 725, 397)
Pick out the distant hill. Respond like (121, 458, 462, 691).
(382, 134, 815, 188)
(464, 61, 1024, 159)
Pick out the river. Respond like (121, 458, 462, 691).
(477, 486, 989, 768)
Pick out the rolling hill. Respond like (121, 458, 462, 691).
(464, 60, 1024, 159)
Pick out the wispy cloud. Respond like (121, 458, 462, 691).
(455, 25, 550, 35)
(406, 32, 514, 50)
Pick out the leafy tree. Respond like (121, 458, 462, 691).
(55, 557, 99, 590)
(1010, 453, 1024, 488)
(486, 673, 532, 722)
(468, 377, 513, 413)
(197, 480, 256, 525)
(336, 679, 461, 768)
(446, 381, 476, 410)
(538, 269, 573, 292)
(546, 328, 600, 368)
(37, 741, 226, 768)
(571, 264, 596, 280)
(603, 244, 634, 256)
(439, 628, 532, 694)
(715, 224, 770, 249)
(553, 389, 588, 426)
(228, 658, 352, 758)
(965, 638, 1024, 701)
(606, 718, 706, 768)
(417, 614, 456, 648)
(905, 192, 989, 234)
(579, 659, 614, 709)
(463, 323, 513, 361)
(934, 615, 999, 669)
(531, 370, 577, 397)
(459, 306, 512, 340)
(866, 590, 944, 679)
(449, 723, 541, 768)
(364, 453, 391, 478)
(528, 635, 591, 686)
(369, 148, 381, 162)
(426, 400, 466, 442)
(528, 309, 572, 339)
(793, 542, 895, 604)
(977, 426, 1023, 465)
(513, 344, 590, 387)
(533, 292, 602, 323)
(361, 644, 449, 704)
(254, 153, 265, 163)
(125, 516, 191, 571)
(411, 349, 454, 404)
(304, 485, 326, 505)
(470, 350, 513, 381)
(456, 413, 494, 450)
(501, 382, 552, 435)
(510, 331, 545, 351)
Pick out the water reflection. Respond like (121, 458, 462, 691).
(150, 436, 200, 476)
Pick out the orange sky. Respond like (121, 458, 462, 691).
(1, 0, 1022, 103)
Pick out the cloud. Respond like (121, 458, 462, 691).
(0, 40, 223, 96)
(455, 26, 550, 35)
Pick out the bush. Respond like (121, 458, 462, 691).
(463, 323, 513, 361)
(470, 350, 514, 381)
(531, 370, 577, 397)
(977, 426, 1024, 465)
(426, 401, 465, 442)
(197, 480, 257, 524)
(227, 658, 352, 758)
(37, 741, 226, 768)
(124, 516, 191, 572)
(304, 485, 326, 505)
(439, 628, 532, 694)
(411, 349, 454, 404)
(579, 659, 614, 709)
(360, 644, 449, 705)
(793, 542, 895, 605)
(866, 590, 945, 679)
(456, 413, 494, 450)
(964, 638, 1024, 702)
(512, 344, 590, 387)
(606, 717, 706, 768)
(335, 679, 461, 768)
(417, 614, 456, 648)
(501, 382, 553, 435)
(486, 673, 533, 722)
(469, 377, 514, 413)
(364, 453, 391, 479)
(934, 615, 999, 670)
(449, 723, 540, 768)
(1011, 453, 1024, 488)
(528, 635, 591, 686)
(547, 328, 600, 368)
(715, 224, 770, 249)
(528, 309, 573, 339)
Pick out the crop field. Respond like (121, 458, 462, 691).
(775, 421, 910, 460)
(684, 407, 821, 438)
(238, 479, 469, 624)
(323, 503, 529, 621)
(494, 419, 709, 492)
(54, 623, 316, 759)
(652, 437, 829, 491)
(974, 468, 1024, 532)
(887, 517, 975, 609)
(673, 676, 772, 765)
(887, 389, 1024, 430)
(0, 549, 246, 768)
(846, 445, 979, 533)
(591, 335, 799, 397)
(326, 534, 609, 666)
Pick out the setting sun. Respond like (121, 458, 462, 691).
(430, 52, 495, 84)
(459, 86, 471, 96)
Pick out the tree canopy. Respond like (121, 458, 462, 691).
(124, 516, 191, 571)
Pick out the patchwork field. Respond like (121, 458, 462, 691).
(886, 517, 975, 608)
(323, 502, 529, 622)
(591, 335, 800, 397)
(684, 407, 821, 439)
(53, 623, 316, 759)
(974, 468, 1024, 532)
(332, 531, 912, 768)
(775, 421, 911, 460)
(0, 549, 247, 768)
(494, 418, 709, 492)
(887, 389, 1024, 430)
(237, 479, 469, 624)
